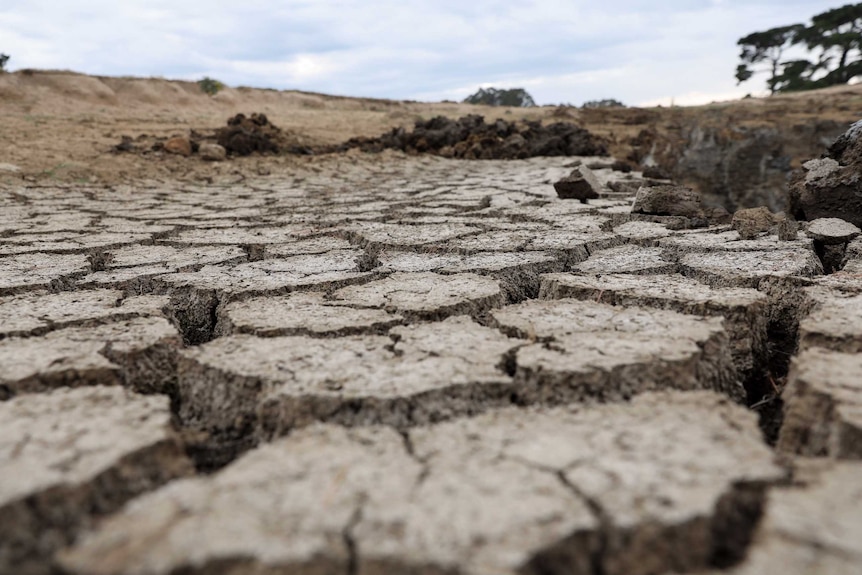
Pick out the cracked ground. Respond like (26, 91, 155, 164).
(1, 154, 861, 575)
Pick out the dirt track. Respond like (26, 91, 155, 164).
(1, 153, 861, 574)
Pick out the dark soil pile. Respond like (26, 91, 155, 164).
(216, 113, 286, 156)
(331, 114, 608, 159)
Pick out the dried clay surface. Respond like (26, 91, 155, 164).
(0, 154, 859, 574)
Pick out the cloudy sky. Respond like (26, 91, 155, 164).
(0, 0, 844, 106)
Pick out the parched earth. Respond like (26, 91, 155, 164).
(1, 155, 861, 575)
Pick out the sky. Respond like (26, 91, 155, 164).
(0, 0, 846, 107)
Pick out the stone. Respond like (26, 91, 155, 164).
(806, 217, 861, 245)
(787, 126, 862, 228)
(0, 317, 182, 399)
(553, 166, 602, 202)
(59, 392, 782, 575)
(491, 298, 743, 402)
(539, 273, 768, 391)
(0, 387, 192, 575)
(198, 142, 226, 162)
(163, 136, 192, 157)
(642, 165, 672, 180)
(631, 184, 703, 218)
(731, 206, 777, 240)
(778, 348, 862, 459)
(778, 217, 798, 241)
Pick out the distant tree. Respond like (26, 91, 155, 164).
(736, 3, 862, 93)
(0, 54, 9, 72)
(463, 87, 536, 107)
(799, 3, 862, 86)
(197, 77, 224, 96)
(735, 25, 805, 93)
(582, 98, 625, 108)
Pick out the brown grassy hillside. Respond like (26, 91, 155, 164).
(0, 69, 860, 205)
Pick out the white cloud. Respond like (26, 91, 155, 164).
(0, 0, 846, 105)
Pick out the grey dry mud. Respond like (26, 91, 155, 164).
(0, 155, 860, 574)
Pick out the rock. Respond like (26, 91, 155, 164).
(0, 387, 192, 575)
(631, 184, 703, 218)
(806, 217, 862, 245)
(702, 205, 733, 225)
(641, 165, 671, 180)
(778, 216, 798, 241)
(787, 121, 862, 228)
(0, 162, 21, 173)
(778, 348, 862, 459)
(163, 136, 192, 157)
(553, 166, 602, 202)
(198, 142, 226, 162)
(732, 206, 777, 240)
(58, 392, 782, 575)
(610, 160, 632, 172)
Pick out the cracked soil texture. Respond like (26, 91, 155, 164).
(1, 154, 861, 574)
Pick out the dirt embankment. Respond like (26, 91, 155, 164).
(0, 69, 860, 209)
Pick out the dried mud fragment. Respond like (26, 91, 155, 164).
(59, 392, 781, 575)
(714, 462, 862, 575)
(0, 317, 182, 399)
(491, 298, 743, 402)
(0, 387, 192, 575)
(778, 348, 862, 459)
(177, 316, 524, 451)
(539, 273, 768, 391)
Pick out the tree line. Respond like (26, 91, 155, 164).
(736, 3, 862, 93)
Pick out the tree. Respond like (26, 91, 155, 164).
(735, 25, 804, 93)
(582, 98, 625, 109)
(463, 87, 536, 107)
(736, 3, 862, 93)
(197, 77, 224, 96)
(800, 3, 862, 86)
(0, 54, 9, 72)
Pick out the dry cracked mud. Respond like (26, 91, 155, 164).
(1, 155, 860, 575)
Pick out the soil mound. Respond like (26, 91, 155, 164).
(216, 113, 285, 156)
(332, 114, 608, 159)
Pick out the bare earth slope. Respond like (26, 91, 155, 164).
(1, 69, 860, 209)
